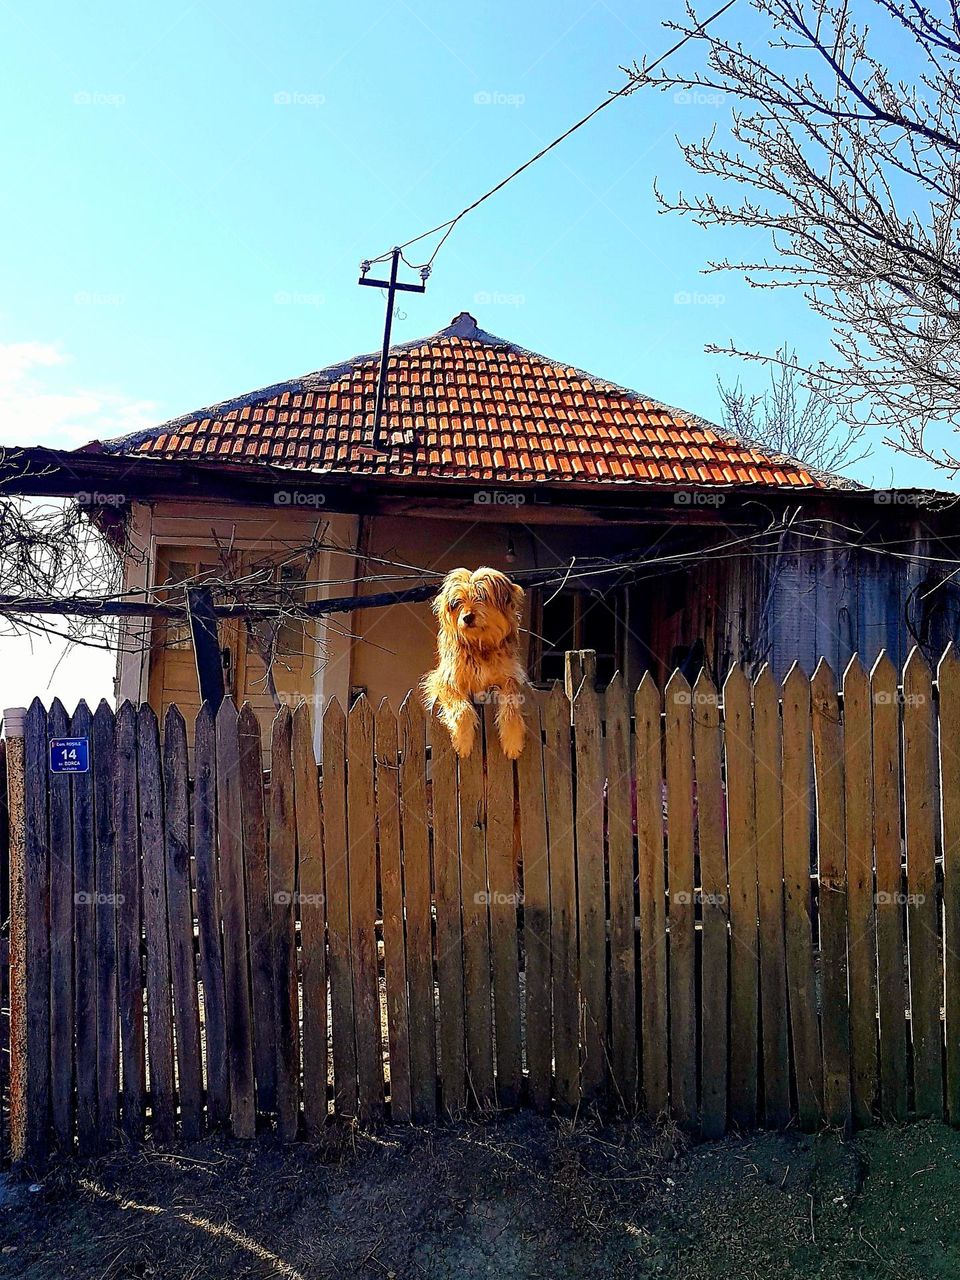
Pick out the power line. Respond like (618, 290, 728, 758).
(363, 0, 738, 273)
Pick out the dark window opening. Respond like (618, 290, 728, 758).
(533, 587, 625, 686)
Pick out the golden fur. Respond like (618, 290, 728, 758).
(421, 566, 528, 759)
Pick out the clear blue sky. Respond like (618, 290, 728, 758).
(0, 0, 948, 705)
(0, 0, 942, 484)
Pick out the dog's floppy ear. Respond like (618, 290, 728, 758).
(475, 567, 524, 618)
(433, 567, 470, 616)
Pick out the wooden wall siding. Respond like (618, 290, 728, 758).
(764, 532, 960, 682)
(643, 529, 960, 693)
(8, 646, 960, 1163)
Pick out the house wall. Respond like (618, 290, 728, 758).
(348, 513, 658, 709)
(124, 500, 960, 755)
(761, 525, 960, 679)
(116, 499, 358, 759)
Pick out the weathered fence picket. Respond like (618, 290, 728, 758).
(692, 670, 727, 1139)
(398, 694, 436, 1122)
(781, 664, 823, 1130)
(292, 702, 327, 1135)
(8, 645, 960, 1166)
(871, 653, 908, 1122)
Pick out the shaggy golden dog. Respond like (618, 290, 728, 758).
(422, 566, 528, 759)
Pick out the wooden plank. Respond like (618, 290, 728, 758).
(871, 653, 907, 1122)
(604, 674, 637, 1112)
(664, 670, 697, 1125)
(573, 676, 606, 1106)
(375, 699, 412, 1121)
(347, 696, 384, 1123)
(753, 666, 790, 1129)
(636, 674, 668, 1118)
(542, 684, 579, 1109)
(515, 691, 552, 1111)
(71, 701, 98, 1156)
(458, 715, 494, 1109)
(399, 695, 437, 1122)
(215, 698, 255, 1138)
(270, 708, 300, 1140)
(92, 701, 119, 1147)
(692, 671, 728, 1139)
(323, 697, 358, 1119)
(238, 702, 277, 1116)
(939, 645, 960, 1124)
(842, 655, 879, 1126)
(431, 721, 467, 1114)
(192, 703, 229, 1131)
(0, 736, 8, 1164)
(723, 665, 760, 1129)
(902, 647, 944, 1117)
(23, 700, 50, 1163)
(115, 702, 145, 1144)
(484, 704, 522, 1108)
(781, 666, 823, 1130)
(137, 705, 176, 1144)
(48, 699, 74, 1149)
(811, 659, 851, 1129)
(6, 730, 22, 1166)
(292, 703, 327, 1136)
(162, 707, 203, 1141)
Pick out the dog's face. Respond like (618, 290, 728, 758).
(433, 567, 524, 651)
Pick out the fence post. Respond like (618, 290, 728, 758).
(564, 650, 596, 704)
(4, 706, 27, 1164)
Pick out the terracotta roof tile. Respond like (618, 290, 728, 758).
(100, 311, 842, 491)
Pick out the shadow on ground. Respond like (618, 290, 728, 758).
(2, 1113, 959, 1278)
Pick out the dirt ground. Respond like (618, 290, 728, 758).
(1, 1112, 959, 1280)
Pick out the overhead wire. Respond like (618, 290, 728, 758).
(363, 0, 738, 272)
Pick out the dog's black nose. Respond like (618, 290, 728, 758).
(462, 612, 475, 626)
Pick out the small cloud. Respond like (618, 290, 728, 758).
(0, 340, 156, 449)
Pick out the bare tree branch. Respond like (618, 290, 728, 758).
(642, 0, 960, 472)
(717, 342, 870, 471)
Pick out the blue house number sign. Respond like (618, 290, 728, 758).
(49, 737, 90, 774)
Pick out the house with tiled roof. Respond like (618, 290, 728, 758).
(75, 311, 960, 749)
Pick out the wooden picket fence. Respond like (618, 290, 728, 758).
(5, 645, 960, 1164)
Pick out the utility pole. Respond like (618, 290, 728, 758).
(358, 247, 429, 450)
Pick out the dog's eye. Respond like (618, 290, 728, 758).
(449, 598, 461, 611)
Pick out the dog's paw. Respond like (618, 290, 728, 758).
(498, 719, 526, 760)
(451, 717, 477, 758)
